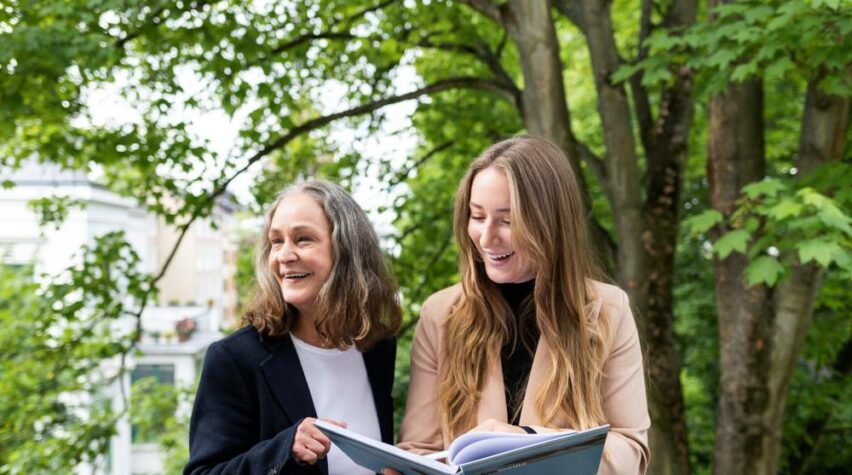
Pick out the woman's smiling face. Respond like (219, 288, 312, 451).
(267, 192, 334, 319)
(467, 167, 535, 284)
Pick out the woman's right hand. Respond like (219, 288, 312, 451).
(292, 417, 346, 465)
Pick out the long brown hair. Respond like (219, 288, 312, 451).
(439, 136, 610, 438)
(243, 180, 401, 351)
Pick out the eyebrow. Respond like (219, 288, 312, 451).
(470, 203, 511, 213)
(268, 224, 321, 236)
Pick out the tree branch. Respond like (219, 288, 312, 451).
(114, 1, 215, 49)
(629, 0, 655, 155)
(339, 0, 400, 28)
(251, 0, 400, 70)
(388, 140, 455, 187)
(576, 139, 607, 190)
(114, 6, 167, 49)
(414, 37, 521, 108)
(553, 0, 587, 33)
(459, 0, 503, 23)
(211, 76, 515, 202)
(269, 31, 357, 56)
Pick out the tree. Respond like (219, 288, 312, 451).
(2, 1, 850, 473)
(642, 0, 851, 472)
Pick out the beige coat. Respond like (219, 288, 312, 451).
(398, 281, 650, 474)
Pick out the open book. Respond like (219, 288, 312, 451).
(315, 420, 609, 475)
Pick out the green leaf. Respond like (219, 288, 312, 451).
(814, 0, 841, 10)
(611, 64, 640, 84)
(686, 209, 724, 234)
(707, 49, 738, 69)
(746, 256, 785, 286)
(768, 199, 803, 220)
(765, 57, 795, 81)
(743, 179, 786, 199)
(798, 187, 831, 207)
(818, 209, 852, 236)
(714, 230, 751, 258)
(797, 238, 843, 267)
(731, 61, 759, 81)
(744, 217, 760, 232)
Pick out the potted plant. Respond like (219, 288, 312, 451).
(162, 330, 176, 344)
(176, 317, 197, 342)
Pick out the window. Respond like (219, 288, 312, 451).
(131, 364, 175, 444)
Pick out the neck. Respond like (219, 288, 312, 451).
(291, 313, 331, 348)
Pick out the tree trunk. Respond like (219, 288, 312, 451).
(499, 0, 616, 269)
(576, 0, 693, 473)
(708, 78, 773, 475)
(759, 79, 851, 475)
(501, 0, 578, 167)
(642, 72, 695, 475)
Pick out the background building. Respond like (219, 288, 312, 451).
(0, 162, 240, 474)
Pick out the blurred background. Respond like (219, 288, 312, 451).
(0, 0, 849, 474)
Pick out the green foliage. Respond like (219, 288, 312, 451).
(26, 195, 86, 231)
(687, 164, 852, 287)
(779, 271, 852, 474)
(686, 209, 723, 234)
(1, 0, 850, 473)
(130, 379, 193, 475)
(623, 0, 852, 98)
(0, 232, 153, 473)
(674, 231, 720, 475)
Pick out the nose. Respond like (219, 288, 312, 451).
(480, 220, 501, 247)
(274, 241, 298, 263)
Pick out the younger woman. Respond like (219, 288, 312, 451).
(398, 136, 650, 474)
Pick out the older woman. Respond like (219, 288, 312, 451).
(398, 136, 650, 474)
(185, 180, 401, 475)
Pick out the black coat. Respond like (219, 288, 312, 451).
(184, 326, 396, 475)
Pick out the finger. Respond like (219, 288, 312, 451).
(293, 444, 319, 465)
(297, 417, 316, 434)
(300, 435, 328, 456)
(307, 427, 332, 447)
(321, 418, 348, 428)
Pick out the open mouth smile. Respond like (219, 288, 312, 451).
(485, 251, 515, 262)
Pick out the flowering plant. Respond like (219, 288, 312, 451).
(175, 317, 197, 341)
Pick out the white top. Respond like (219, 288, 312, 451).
(290, 334, 381, 475)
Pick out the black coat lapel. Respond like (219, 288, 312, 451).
(363, 338, 395, 444)
(259, 334, 318, 428)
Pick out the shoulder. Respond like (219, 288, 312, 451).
(588, 280, 639, 351)
(589, 280, 630, 315)
(420, 283, 463, 325)
(217, 325, 261, 350)
(206, 325, 269, 367)
(411, 284, 462, 346)
(367, 336, 397, 357)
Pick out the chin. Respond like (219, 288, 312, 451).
(280, 291, 314, 309)
(484, 269, 512, 284)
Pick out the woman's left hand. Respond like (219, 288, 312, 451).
(468, 419, 526, 434)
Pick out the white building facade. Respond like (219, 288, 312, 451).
(0, 162, 239, 474)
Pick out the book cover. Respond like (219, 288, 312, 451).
(315, 420, 609, 475)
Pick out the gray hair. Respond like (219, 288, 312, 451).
(245, 179, 401, 350)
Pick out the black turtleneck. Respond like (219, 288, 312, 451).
(497, 279, 539, 425)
